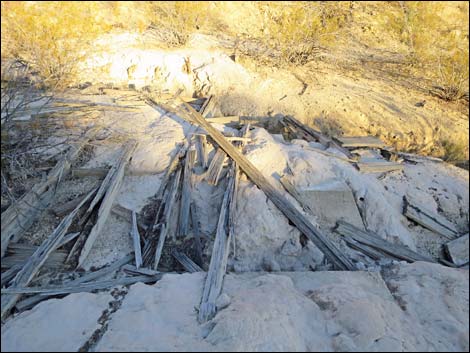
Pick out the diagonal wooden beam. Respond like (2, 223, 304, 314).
(172, 100, 355, 271)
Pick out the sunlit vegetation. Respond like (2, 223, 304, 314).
(1, 1, 468, 98)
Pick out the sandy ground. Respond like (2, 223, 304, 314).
(76, 32, 468, 159)
(2, 262, 468, 352)
(1, 30, 469, 352)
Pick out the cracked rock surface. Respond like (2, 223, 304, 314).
(2, 262, 468, 352)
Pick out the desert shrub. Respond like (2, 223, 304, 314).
(1, 2, 112, 89)
(440, 139, 468, 162)
(145, 2, 211, 45)
(256, 2, 351, 65)
(383, 1, 469, 100)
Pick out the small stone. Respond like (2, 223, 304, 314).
(280, 238, 302, 256)
(216, 293, 231, 311)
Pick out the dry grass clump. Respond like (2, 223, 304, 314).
(381, 1, 469, 101)
(1, 2, 114, 89)
(256, 2, 351, 65)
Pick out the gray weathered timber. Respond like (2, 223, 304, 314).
(1, 187, 96, 320)
(228, 124, 250, 259)
(121, 264, 160, 277)
(206, 148, 227, 185)
(154, 168, 182, 270)
(51, 193, 89, 217)
(356, 161, 403, 173)
(79, 153, 122, 226)
(341, 235, 392, 261)
(112, 204, 148, 232)
(335, 220, 436, 263)
(78, 140, 137, 267)
(199, 95, 217, 118)
(71, 167, 110, 179)
(190, 202, 204, 266)
(283, 116, 354, 159)
(338, 136, 387, 149)
(1, 245, 67, 270)
(175, 100, 355, 271)
(131, 211, 143, 269)
(171, 249, 203, 273)
(444, 234, 469, 266)
(1, 265, 22, 288)
(206, 116, 240, 125)
(198, 168, 235, 323)
(2, 275, 163, 296)
(178, 147, 196, 236)
(403, 196, 458, 240)
(1, 129, 96, 257)
(195, 134, 208, 168)
(15, 254, 134, 311)
(279, 175, 315, 215)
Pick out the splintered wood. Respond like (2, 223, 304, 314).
(197, 124, 248, 322)
(195, 134, 208, 168)
(1, 187, 96, 320)
(77, 140, 137, 267)
(178, 147, 196, 236)
(335, 220, 436, 263)
(206, 148, 227, 185)
(171, 249, 203, 273)
(1, 129, 96, 258)
(131, 211, 143, 269)
(403, 196, 459, 240)
(283, 116, 353, 159)
(154, 168, 182, 270)
(198, 167, 236, 323)
(178, 100, 355, 272)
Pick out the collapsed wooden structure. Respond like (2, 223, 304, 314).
(1, 93, 467, 323)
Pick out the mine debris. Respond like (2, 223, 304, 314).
(403, 195, 459, 240)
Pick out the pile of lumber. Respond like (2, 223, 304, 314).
(2, 93, 466, 325)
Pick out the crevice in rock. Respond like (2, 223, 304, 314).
(78, 287, 129, 352)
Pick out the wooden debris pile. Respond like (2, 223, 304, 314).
(1, 93, 468, 326)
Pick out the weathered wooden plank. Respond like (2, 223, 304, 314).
(279, 175, 315, 215)
(51, 194, 89, 217)
(171, 99, 356, 271)
(199, 95, 217, 118)
(2, 275, 163, 296)
(338, 136, 387, 149)
(403, 196, 459, 240)
(1, 129, 96, 257)
(335, 220, 436, 263)
(206, 116, 240, 125)
(195, 134, 208, 169)
(356, 161, 403, 173)
(154, 168, 182, 270)
(444, 234, 469, 266)
(1, 265, 22, 288)
(190, 203, 204, 267)
(341, 234, 393, 261)
(205, 148, 227, 185)
(131, 211, 143, 269)
(121, 264, 160, 277)
(198, 167, 235, 323)
(178, 147, 196, 236)
(15, 254, 134, 311)
(283, 116, 354, 159)
(111, 204, 148, 232)
(78, 140, 137, 267)
(71, 167, 110, 179)
(1, 246, 67, 270)
(171, 249, 203, 273)
(1, 187, 96, 320)
(228, 124, 250, 259)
